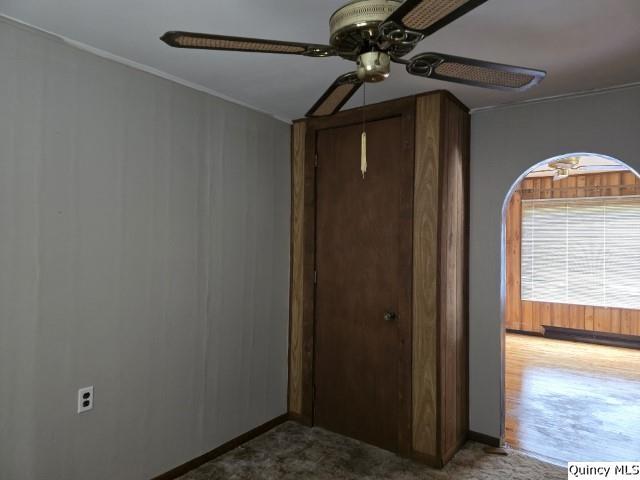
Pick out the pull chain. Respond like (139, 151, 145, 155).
(361, 82, 367, 179)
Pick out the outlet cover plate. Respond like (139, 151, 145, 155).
(77, 386, 94, 413)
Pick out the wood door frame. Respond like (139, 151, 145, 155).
(293, 95, 416, 455)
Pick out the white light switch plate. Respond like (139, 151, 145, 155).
(77, 386, 94, 413)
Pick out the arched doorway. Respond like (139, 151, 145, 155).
(500, 153, 640, 463)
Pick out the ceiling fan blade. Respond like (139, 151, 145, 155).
(384, 0, 488, 37)
(406, 52, 546, 91)
(306, 73, 363, 117)
(161, 31, 335, 57)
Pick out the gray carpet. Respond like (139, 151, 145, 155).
(178, 421, 565, 479)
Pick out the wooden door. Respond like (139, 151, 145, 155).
(313, 115, 413, 453)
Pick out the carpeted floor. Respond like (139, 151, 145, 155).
(178, 421, 565, 479)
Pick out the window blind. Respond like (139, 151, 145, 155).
(521, 195, 640, 310)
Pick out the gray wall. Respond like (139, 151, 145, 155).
(0, 18, 290, 480)
(469, 84, 640, 438)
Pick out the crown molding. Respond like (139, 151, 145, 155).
(0, 13, 292, 124)
(470, 81, 640, 115)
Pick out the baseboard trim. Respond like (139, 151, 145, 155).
(151, 413, 289, 480)
(468, 430, 501, 448)
(543, 326, 640, 350)
(506, 329, 543, 337)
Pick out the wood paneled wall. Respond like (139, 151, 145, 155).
(505, 171, 640, 336)
(517, 301, 640, 336)
(438, 95, 470, 462)
(412, 94, 440, 459)
(411, 92, 470, 465)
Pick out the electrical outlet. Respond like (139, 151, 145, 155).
(77, 386, 94, 413)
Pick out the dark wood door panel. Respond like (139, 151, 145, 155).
(314, 116, 412, 453)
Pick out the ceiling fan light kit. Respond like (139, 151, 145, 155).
(161, 0, 547, 117)
(549, 157, 580, 181)
(357, 51, 391, 82)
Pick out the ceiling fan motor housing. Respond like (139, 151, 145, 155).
(329, 0, 402, 58)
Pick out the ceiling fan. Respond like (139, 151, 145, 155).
(548, 157, 580, 181)
(161, 0, 546, 118)
(539, 157, 628, 181)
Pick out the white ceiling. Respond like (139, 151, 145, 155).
(1, 0, 640, 121)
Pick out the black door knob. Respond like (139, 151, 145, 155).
(384, 311, 397, 322)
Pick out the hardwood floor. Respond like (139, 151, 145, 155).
(505, 333, 640, 464)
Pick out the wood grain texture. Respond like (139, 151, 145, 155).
(314, 116, 412, 453)
(621, 309, 640, 336)
(505, 333, 640, 463)
(517, 301, 640, 336)
(397, 104, 418, 457)
(456, 99, 470, 459)
(294, 95, 416, 443)
(300, 124, 317, 423)
(518, 171, 640, 200)
(439, 95, 470, 462)
(412, 93, 441, 458)
(504, 190, 522, 331)
(289, 91, 470, 468)
(411, 92, 470, 465)
(288, 121, 305, 416)
(505, 171, 640, 337)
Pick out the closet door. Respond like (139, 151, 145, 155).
(313, 115, 413, 452)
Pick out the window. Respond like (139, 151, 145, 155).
(521, 196, 640, 309)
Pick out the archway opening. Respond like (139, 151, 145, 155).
(500, 153, 640, 464)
